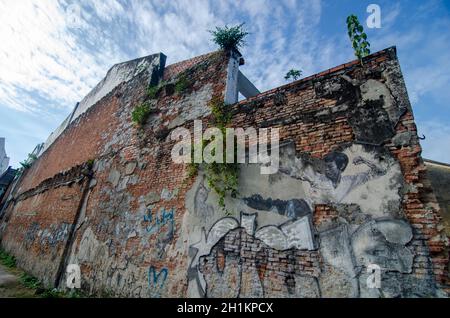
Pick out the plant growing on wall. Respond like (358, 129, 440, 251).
(175, 74, 190, 95)
(16, 153, 37, 176)
(147, 80, 168, 99)
(131, 102, 154, 126)
(188, 97, 239, 211)
(147, 84, 160, 99)
(346, 14, 370, 64)
(209, 23, 249, 51)
(284, 69, 302, 82)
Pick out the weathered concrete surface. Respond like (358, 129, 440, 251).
(40, 53, 166, 156)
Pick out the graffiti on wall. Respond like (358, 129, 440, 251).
(185, 142, 429, 297)
(25, 222, 72, 247)
(187, 212, 317, 297)
(148, 265, 168, 298)
(142, 207, 175, 259)
(148, 265, 168, 288)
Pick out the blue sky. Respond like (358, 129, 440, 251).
(0, 0, 449, 168)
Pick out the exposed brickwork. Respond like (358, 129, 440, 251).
(199, 228, 320, 297)
(313, 205, 339, 228)
(163, 51, 218, 81)
(1, 180, 87, 286)
(0, 51, 230, 295)
(0, 47, 447, 297)
(387, 113, 450, 287)
(228, 47, 449, 294)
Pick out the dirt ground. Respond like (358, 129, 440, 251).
(0, 264, 38, 298)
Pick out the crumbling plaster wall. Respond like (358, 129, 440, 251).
(182, 47, 449, 298)
(0, 47, 447, 297)
(0, 51, 230, 294)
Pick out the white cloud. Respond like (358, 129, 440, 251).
(0, 0, 330, 115)
(0, 0, 448, 169)
(371, 3, 450, 109)
(0, 0, 122, 113)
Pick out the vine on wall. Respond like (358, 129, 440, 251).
(346, 14, 371, 64)
(189, 97, 239, 211)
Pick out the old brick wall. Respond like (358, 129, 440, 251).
(0, 51, 230, 294)
(0, 47, 447, 297)
(184, 47, 449, 297)
(0, 164, 90, 286)
(241, 47, 448, 296)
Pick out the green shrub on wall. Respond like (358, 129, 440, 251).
(175, 74, 190, 94)
(16, 153, 38, 176)
(132, 102, 154, 126)
(147, 85, 160, 99)
(284, 69, 302, 82)
(209, 23, 249, 51)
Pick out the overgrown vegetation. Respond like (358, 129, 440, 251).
(346, 14, 371, 64)
(209, 23, 249, 51)
(15, 153, 38, 176)
(188, 97, 239, 211)
(175, 74, 190, 94)
(0, 248, 16, 268)
(147, 83, 162, 99)
(131, 101, 154, 126)
(284, 69, 302, 82)
(0, 247, 88, 298)
(20, 272, 40, 289)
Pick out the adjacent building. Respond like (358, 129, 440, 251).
(0, 137, 10, 175)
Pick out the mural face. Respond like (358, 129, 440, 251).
(184, 142, 434, 298)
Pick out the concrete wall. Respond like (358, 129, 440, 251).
(0, 47, 448, 297)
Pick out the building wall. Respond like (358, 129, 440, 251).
(425, 160, 450, 237)
(0, 138, 9, 175)
(38, 54, 166, 156)
(183, 47, 449, 297)
(0, 48, 448, 297)
(0, 164, 89, 286)
(0, 51, 230, 295)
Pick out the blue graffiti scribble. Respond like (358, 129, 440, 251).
(148, 266, 168, 289)
(25, 222, 72, 247)
(143, 207, 175, 235)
